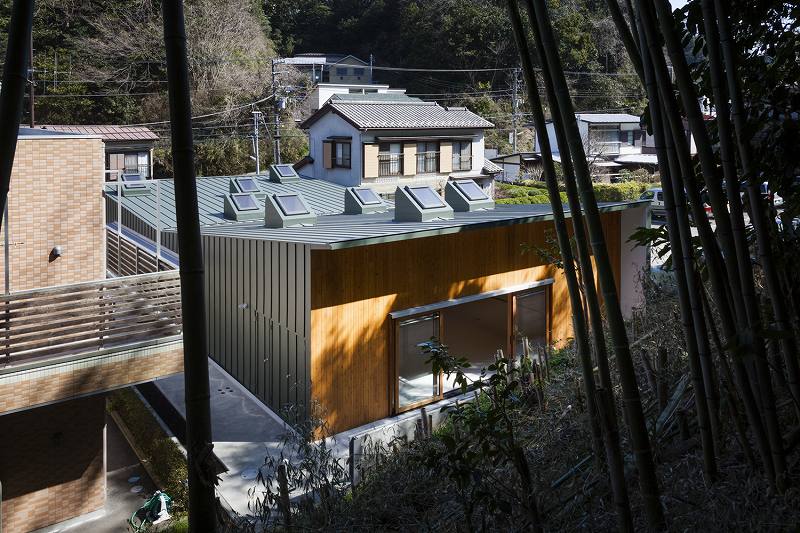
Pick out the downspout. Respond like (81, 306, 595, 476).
(161, 2, 217, 531)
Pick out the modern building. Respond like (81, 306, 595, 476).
(38, 124, 159, 180)
(105, 167, 648, 434)
(282, 53, 373, 85)
(298, 93, 503, 195)
(0, 128, 183, 532)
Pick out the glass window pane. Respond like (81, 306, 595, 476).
(407, 186, 446, 209)
(398, 314, 440, 408)
(454, 180, 487, 201)
(513, 289, 548, 358)
(354, 187, 381, 205)
(275, 164, 297, 178)
(441, 296, 506, 393)
(231, 193, 259, 211)
(274, 194, 310, 216)
(236, 178, 260, 193)
(121, 173, 146, 188)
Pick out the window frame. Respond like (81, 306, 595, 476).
(378, 142, 403, 176)
(452, 140, 473, 171)
(333, 140, 352, 169)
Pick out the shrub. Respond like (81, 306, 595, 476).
(592, 181, 648, 201)
(497, 192, 568, 205)
(108, 389, 188, 513)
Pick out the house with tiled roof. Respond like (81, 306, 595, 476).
(38, 124, 159, 180)
(299, 93, 501, 195)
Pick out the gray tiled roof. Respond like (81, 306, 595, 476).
(482, 159, 504, 174)
(105, 174, 357, 231)
(302, 98, 494, 130)
(198, 201, 647, 249)
(329, 93, 422, 103)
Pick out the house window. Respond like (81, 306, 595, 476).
(378, 142, 403, 176)
(393, 284, 551, 412)
(354, 68, 365, 77)
(416, 141, 439, 174)
(107, 151, 150, 180)
(336, 67, 348, 77)
(397, 313, 440, 408)
(620, 130, 635, 146)
(588, 125, 621, 155)
(334, 141, 351, 168)
(452, 141, 472, 171)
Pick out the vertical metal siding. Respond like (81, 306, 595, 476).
(202, 234, 311, 424)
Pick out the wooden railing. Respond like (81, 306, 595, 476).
(0, 271, 182, 365)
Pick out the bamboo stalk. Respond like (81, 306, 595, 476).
(527, 0, 665, 527)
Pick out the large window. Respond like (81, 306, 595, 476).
(108, 151, 150, 180)
(397, 314, 440, 408)
(334, 141, 351, 168)
(452, 141, 472, 171)
(588, 125, 621, 155)
(416, 141, 439, 174)
(379, 142, 403, 176)
(394, 284, 551, 412)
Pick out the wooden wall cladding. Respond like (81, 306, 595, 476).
(310, 211, 622, 433)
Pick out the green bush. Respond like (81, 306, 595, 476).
(591, 181, 648, 201)
(497, 191, 568, 205)
(108, 389, 188, 513)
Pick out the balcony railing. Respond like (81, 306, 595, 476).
(0, 271, 182, 365)
(416, 151, 439, 174)
(107, 164, 152, 181)
(378, 153, 403, 177)
(452, 155, 472, 172)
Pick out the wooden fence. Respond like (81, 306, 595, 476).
(0, 271, 182, 365)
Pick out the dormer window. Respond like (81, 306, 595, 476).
(354, 187, 381, 205)
(231, 177, 260, 194)
(274, 194, 310, 216)
(453, 180, 487, 201)
(231, 193, 259, 211)
(223, 192, 262, 221)
(120, 173, 150, 196)
(265, 192, 317, 228)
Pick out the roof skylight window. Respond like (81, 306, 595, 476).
(345, 186, 387, 214)
(453, 180, 488, 201)
(120, 173, 151, 197)
(354, 187, 382, 205)
(445, 179, 495, 212)
(394, 185, 454, 222)
(231, 193, 260, 211)
(274, 194, 310, 216)
(223, 192, 263, 221)
(406, 186, 446, 210)
(265, 192, 316, 227)
(231, 177, 260, 194)
(269, 163, 300, 183)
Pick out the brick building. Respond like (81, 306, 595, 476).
(0, 129, 184, 532)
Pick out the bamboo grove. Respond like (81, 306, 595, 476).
(507, 0, 799, 530)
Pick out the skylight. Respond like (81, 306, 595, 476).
(234, 177, 260, 193)
(231, 193, 260, 211)
(406, 186, 446, 209)
(354, 187, 382, 205)
(121, 173, 146, 189)
(275, 164, 297, 178)
(274, 194, 310, 216)
(453, 180, 488, 201)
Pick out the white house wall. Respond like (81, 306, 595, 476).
(307, 112, 363, 187)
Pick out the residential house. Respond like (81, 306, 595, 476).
(308, 83, 408, 111)
(38, 124, 159, 180)
(0, 128, 183, 533)
(298, 93, 503, 196)
(490, 152, 544, 182)
(106, 166, 648, 434)
(283, 53, 373, 85)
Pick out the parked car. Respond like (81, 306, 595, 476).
(640, 187, 665, 217)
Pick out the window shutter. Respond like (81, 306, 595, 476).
(363, 144, 379, 178)
(323, 141, 333, 169)
(403, 143, 416, 176)
(439, 141, 453, 174)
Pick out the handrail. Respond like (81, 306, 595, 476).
(0, 271, 182, 365)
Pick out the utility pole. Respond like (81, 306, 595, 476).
(27, 32, 34, 127)
(252, 108, 262, 174)
(271, 59, 282, 164)
(510, 67, 521, 153)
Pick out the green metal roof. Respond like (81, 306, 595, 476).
(197, 200, 649, 250)
(104, 174, 355, 231)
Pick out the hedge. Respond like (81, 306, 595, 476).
(108, 389, 189, 513)
(591, 181, 648, 201)
(496, 181, 646, 204)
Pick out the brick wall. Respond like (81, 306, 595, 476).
(0, 136, 106, 291)
(0, 341, 184, 415)
(0, 395, 106, 533)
